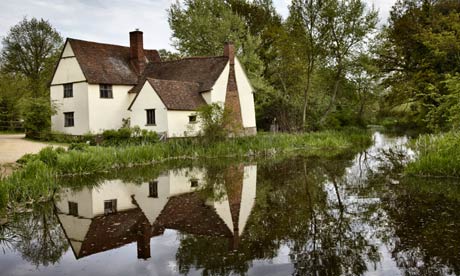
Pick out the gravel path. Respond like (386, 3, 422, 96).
(0, 134, 56, 164)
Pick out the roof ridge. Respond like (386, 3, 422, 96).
(146, 77, 200, 85)
(153, 56, 228, 64)
(68, 38, 157, 52)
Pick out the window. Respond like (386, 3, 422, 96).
(146, 109, 156, 125)
(189, 115, 197, 123)
(64, 83, 73, 98)
(104, 199, 117, 215)
(190, 179, 199, 188)
(149, 181, 158, 198)
(68, 201, 78, 216)
(64, 112, 74, 127)
(99, 84, 113, 98)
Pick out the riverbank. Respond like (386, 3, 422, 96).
(405, 131, 460, 178)
(0, 130, 372, 211)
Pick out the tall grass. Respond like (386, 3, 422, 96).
(0, 130, 372, 209)
(406, 132, 460, 177)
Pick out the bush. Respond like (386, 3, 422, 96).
(197, 103, 239, 143)
(68, 142, 89, 151)
(37, 147, 59, 166)
(19, 97, 55, 138)
(102, 127, 159, 146)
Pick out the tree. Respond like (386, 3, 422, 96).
(168, 0, 275, 129)
(1, 17, 63, 98)
(289, 0, 331, 130)
(318, 0, 378, 126)
(376, 0, 460, 131)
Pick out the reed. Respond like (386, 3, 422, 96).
(0, 130, 372, 209)
(405, 132, 460, 177)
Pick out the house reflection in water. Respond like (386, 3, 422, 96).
(54, 165, 257, 260)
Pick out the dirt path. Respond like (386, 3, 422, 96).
(0, 134, 57, 164)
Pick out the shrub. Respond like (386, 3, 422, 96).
(68, 142, 89, 151)
(19, 97, 55, 138)
(197, 103, 240, 143)
(37, 147, 59, 167)
(102, 127, 158, 146)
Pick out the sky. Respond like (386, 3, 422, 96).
(0, 0, 396, 51)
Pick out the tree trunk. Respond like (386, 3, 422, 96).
(319, 66, 342, 126)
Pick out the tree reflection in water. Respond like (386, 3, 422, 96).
(0, 200, 68, 267)
(1, 133, 459, 276)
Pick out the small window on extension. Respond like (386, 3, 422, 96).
(190, 179, 199, 188)
(104, 199, 117, 215)
(146, 109, 156, 125)
(189, 115, 197, 123)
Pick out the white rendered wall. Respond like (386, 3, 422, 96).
(51, 42, 90, 135)
(166, 111, 201, 137)
(210, 62, 230, 105)
(87, 84, 133, 133)
(129, 82, 168, 134)
(235, 59, 256, 128)
(167, 168, 204, 195)
(238, 165, 257, 233)
(51, 82, 90, 135)
(201, 91, 211, 104)
(90, 180, 137, 216)
(132, 174, 171, 225)
(51, 42, 86, 85)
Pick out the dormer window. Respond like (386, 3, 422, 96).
(64, 83, 73, 98)
(100, 84, 113, 98)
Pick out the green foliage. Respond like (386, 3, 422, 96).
(0, 73, 28, 131)
(1, 17, 63, 97)
(197, 103, 235, 143)
(18, 97, 55, 138)
(68, 142, 89, 151)
(377, 0, 460, 132)
(101, 126, 159, 146)
(0, 130, 371, 209)
(406, 132, 460, 177)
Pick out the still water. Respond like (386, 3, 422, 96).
(1, 132, 459, 276)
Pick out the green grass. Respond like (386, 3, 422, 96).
(0, 130, 372, 210)
(405, 131, 460, 177)
(0, 130, 24, 134)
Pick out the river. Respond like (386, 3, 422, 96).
(1, 132, 459, 275)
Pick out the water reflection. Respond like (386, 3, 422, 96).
(55, 165, 257, 261)
(1, 132, 460, 276)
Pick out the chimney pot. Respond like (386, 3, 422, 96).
(130, 30, 145, 74)
(224, 41, 235, 65)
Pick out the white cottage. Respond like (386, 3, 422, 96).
(50, 30, 257, 137)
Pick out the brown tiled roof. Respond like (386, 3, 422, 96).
(68, 38, 160, 85)
(143, 57, 228, 92)
(148, 78, 206, 110)
(154, 192, 233, 237)
(76, 208, 159, 259)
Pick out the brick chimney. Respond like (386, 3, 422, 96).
(130, 29, 145, 74)
(223, 42, 235, 65)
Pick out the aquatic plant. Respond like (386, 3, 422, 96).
(406, 132, 460, 177)
(0, 130, 372, 210)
